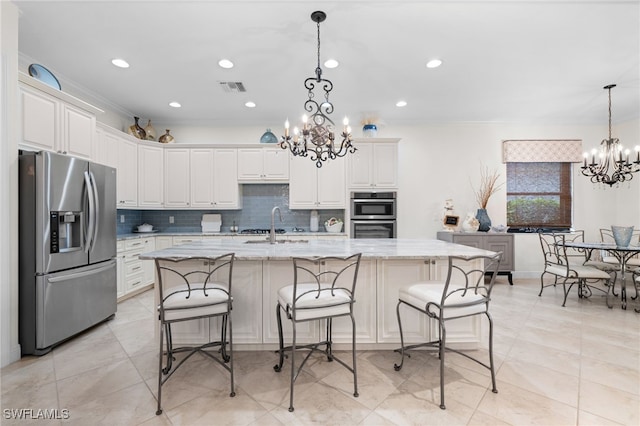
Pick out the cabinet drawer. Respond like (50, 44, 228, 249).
(172, 236, 202, 246)
(124, 260, 144, 277)
(124, 239, 146, 251)
(125, 272, 146, 293)
(123, 249, 144, 263)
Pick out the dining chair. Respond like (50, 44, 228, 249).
(273, 253, 362, 412)
(154, 254, 236, 415)
(392, 252, 502, 410)
(538, 232, 613, 307)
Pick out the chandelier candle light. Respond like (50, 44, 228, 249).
(280, 11, 356, 168)
(581, 84, 640, 186)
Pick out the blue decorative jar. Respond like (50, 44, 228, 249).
(260, 129, 278, 144)
(362, 124, 378, 138)
(475, 208, 491, 232)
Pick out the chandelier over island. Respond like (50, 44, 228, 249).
(279, 11, 356, 168)
(581, 84, 640, 186)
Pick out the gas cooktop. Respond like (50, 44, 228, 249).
(240, 228, 286, 235)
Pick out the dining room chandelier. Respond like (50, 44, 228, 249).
(279, 11, 356, 168)
(581, 84, 640, 186)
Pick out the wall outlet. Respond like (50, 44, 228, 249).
(120, 214, 125, 223)
(169, 216, 174, 224)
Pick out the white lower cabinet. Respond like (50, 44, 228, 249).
(326, 259, 377, 344)
(263, 260, 320, 344)
(116, 237, 156, 301)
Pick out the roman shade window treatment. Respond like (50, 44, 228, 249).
(502, 139, 583, 163)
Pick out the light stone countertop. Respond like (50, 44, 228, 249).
(139, 238, 497, 261)
(117, 231, 346, 241)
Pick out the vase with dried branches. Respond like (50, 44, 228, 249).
(471, 166, 503, 231)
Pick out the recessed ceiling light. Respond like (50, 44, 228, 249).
(111, 58, 129, 68)
(218, 59, 234, 69)
(324, 59, 339, 69)
(396, 100, 407, 107)
(169, 101, 181, 108)
(245, 101, 256, 108)
(426, 59, 442, 69)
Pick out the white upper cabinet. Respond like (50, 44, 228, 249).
(190, 148, 241, 209)
(62, 104, 95, 159)
(348, 139, 399, 189)
(94, 126, 118, 168)
(289, 155, 346, 209)
(18, 76, 99, 160)
(164, 148, 191, 208)
(116, 137, 138, 207)
(137, 143, 164, 208)
(237, 147, 289, 182)
(213, 148, 242, 209)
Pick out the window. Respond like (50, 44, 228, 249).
(506, 162, 572, 229)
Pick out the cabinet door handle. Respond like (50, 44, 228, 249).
(132, 266, 141, 271)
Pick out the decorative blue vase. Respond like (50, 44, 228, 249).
(260, 129, 278, 144)
(476, 208, 491, 232)
(611, 225, 634, 247)
(362, 124, 377, 138)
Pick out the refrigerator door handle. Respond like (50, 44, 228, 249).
(84, 171, 96, 253)
(89, 171, 100, 251)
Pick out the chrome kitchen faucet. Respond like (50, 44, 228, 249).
(270, 206, 283, 244)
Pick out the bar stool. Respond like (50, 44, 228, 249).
(393, 252, 502, 410)
(154, 254, 236, 415)
(273, 253, 362, 412)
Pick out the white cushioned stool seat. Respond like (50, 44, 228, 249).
(161, 283, 230, 321)
(545, 264, 612, 280)
(399, 281, 488, 318)
(278, 283, 352, 321)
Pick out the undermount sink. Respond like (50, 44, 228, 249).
(243, 239, 309, 244)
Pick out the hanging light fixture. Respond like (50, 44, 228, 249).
(581, 84, 640, 186)
(280, 11, 356, 168)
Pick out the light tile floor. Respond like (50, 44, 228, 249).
(2, 278, 639, 425)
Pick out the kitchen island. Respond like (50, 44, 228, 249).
(140, 239, 497, 350)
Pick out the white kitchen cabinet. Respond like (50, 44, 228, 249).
(18, 81, 96, 160)
(94, 127, 118, 168)
(190, 148, 241, 209)
(117, 238, 155, 301)
(237, 147, 289, 182)
(62, 104, 95, 159)
(155, 236, 173, 250)
(138, 143, 164, 208)
(210, 260, 263, 344)
(116, 241, 125, 299)
(326, 259, 377, 344)
(263, 260, 320, 344)
(164, 148, 191, 208)
(116, 137, 138, 207)
(348, 139, 399, 189)
(190, 148, 216, 208)
(141, 237, 156, 286)
(289, 155, 346, 209)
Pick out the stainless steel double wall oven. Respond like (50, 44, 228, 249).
(350, 191, 397, 238)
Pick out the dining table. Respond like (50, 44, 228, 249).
(560, 241, 640, 310)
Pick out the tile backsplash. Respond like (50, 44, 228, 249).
(117, 184, 344, 234)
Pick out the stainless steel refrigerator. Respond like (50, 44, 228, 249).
(19, 151, 117, 355)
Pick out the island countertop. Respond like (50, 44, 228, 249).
(139, 238, 497, 261)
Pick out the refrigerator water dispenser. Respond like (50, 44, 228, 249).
(50, 211, 82, 253)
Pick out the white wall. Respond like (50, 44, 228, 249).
(1, 1, 20, 367)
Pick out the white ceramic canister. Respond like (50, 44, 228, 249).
(310, 210, 319, 232)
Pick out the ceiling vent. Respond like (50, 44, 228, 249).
(219, 81, 246, 93)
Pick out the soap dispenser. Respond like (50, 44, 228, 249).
(310, 210, 319, 232)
